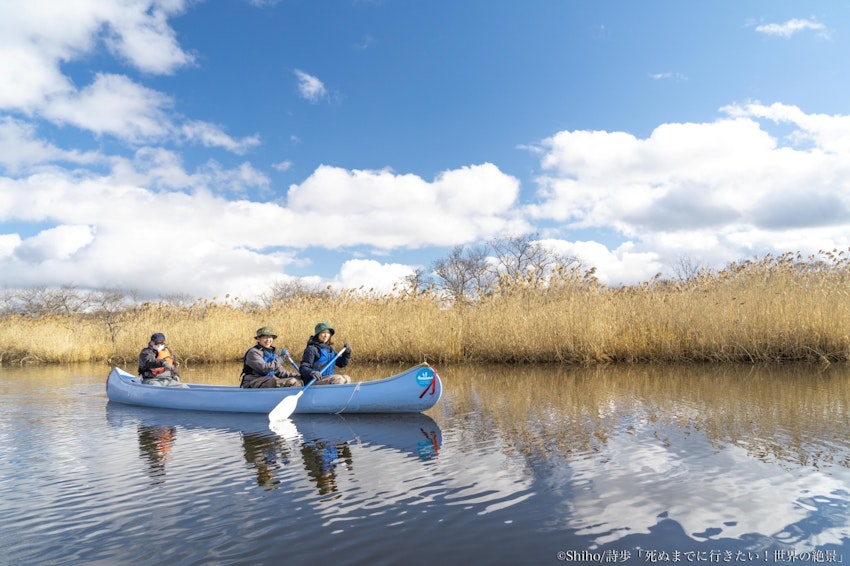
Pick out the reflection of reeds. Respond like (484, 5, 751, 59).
(1, 250, 849, 365)
(437, 362, 850, 470)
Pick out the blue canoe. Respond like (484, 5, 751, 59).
(106, 363, 442, 414)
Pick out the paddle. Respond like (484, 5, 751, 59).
(282, 349, 300, 372)
(269, 346, 346, 422)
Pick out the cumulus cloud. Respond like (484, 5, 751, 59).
(0, 0, 252, 151)
(528, 103, 850, 279)
(44, 73, 173, 141)
(0, 158, 524, 298)
(0, 117, 103, 173)
(15, 224, 95, 263)
(101, 1, 195, 74)
(294, 70, 328, 103)
(286, 163, 526, 248)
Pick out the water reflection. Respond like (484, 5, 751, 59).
(438, 362, 850, 553)
(105, 403, 444, 499)
(241, 430, 294, 489)
(137, 424, 177, 482)
(3, 362, 850, 563)
(441, 362, 850, 470)
(300, 439, 354, 498)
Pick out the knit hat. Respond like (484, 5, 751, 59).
(255, 326, 277, 339)
(150, 332, 166, 343)
(314, 322, 334, 336)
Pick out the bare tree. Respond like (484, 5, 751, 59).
(258, 279, 332, 307)
(489, 233, 582, 287)
(158, 292, 195, 307)
(89, 288, 134, 345)
(6, 285, 89, 316)
(402, 267, 430, 295)
(672, 254, 704, 286)
(431, 245, 493, 304)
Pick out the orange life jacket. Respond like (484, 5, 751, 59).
(151, 346, 176, 375)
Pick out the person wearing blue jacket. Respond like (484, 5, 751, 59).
(299, 322, 352, 385)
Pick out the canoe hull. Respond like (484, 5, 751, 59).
(105, 363, 442, 414)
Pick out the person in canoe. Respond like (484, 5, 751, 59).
(298, 322, 352, 385)
(138, 332, 183, 386)
(240, 326, 303, 388)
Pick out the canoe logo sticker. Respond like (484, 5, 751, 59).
(416, 368, 435, 386)
(417, 368, 437, 398)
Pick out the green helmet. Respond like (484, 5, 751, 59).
(255, 326, 277, 339)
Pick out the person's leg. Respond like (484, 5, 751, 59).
(315, 374, 350, 385)
(243, 376, 277, 388)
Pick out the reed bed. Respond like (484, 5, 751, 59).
(1, 251, 849, 366)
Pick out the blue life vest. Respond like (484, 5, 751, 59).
(314, 346, 335, 375)
(262, 348, 277, 376)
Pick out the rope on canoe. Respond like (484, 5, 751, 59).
(334, 382, 361, 414)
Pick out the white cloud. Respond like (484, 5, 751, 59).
(286, 163, 526, 248)
(294, 70, 327, 103)
(101, 0, 195, 74)
(0, 158, 525, 299)
(181, 121, 262, 155)
(0, 117, 103, 173)
(333, 259, 416, 294)
(528, 103, 850, 282)
(755, 18, 829, 39)
(648, 72, 687, 81)
(0, 0, 251, 152)
(0, 233, 22, 260)
(0, 45, 74, 111)
(15, 224, 95, 262)
(539, 239, 662, 286)
(44, 73, 173, 141)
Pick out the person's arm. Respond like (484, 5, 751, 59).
(299, 345, 320, 381)
(139, 348, 157, 372)
(336, 343, 351, 368)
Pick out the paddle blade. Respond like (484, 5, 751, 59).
(269, 390, 302, 421)
(268, 418, 300, 439)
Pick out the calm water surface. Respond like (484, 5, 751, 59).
(2, 362, 850, 565)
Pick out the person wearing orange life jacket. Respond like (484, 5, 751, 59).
(138, 332, 182, 386)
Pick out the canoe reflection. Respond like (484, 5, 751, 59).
(106, 403, 442, 494)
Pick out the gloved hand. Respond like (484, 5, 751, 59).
(343, 342, 351, 355)
(310, 371, 323, 382)
(163, 361, 174, 370)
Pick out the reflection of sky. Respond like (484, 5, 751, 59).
(545, 418, 850, 551)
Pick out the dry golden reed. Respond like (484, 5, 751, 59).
(2, 250, 849, 367)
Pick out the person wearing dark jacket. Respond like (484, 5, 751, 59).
(240, 326, 303, 388)
(138, 332, 182, 386)
(299, 322, 352, 385)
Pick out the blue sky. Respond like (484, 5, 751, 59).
(1, 0, 849, 300)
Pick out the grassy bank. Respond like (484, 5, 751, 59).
(2, 252, 849, 367)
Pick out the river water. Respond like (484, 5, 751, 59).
(2, 361, 850, 565)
